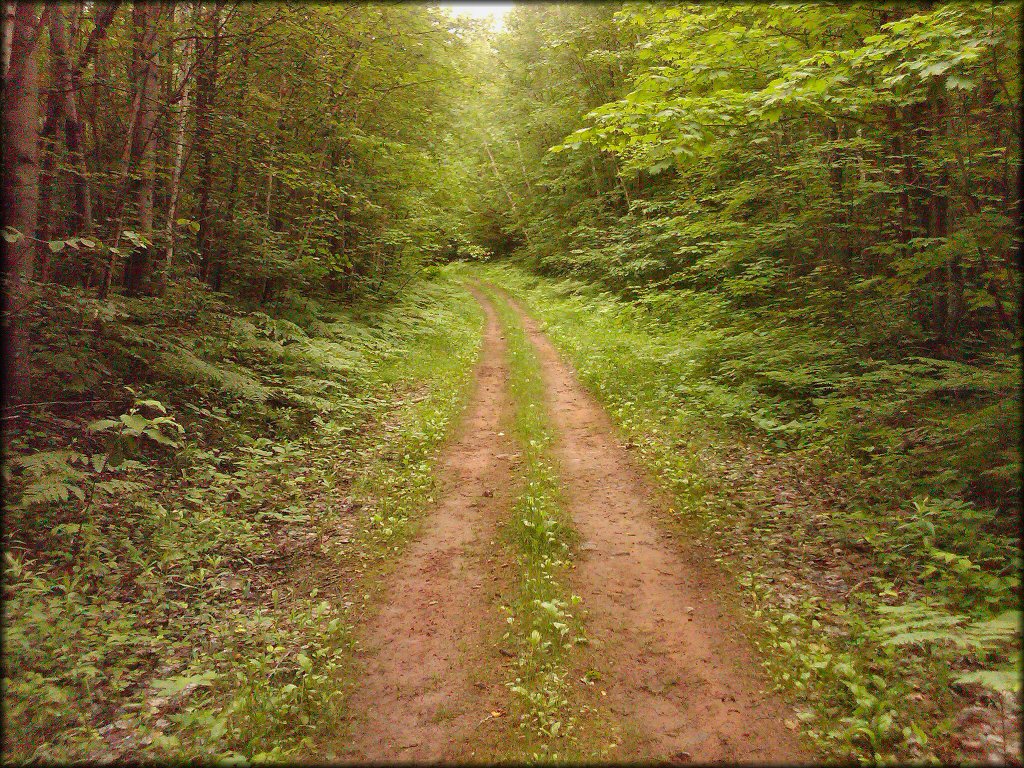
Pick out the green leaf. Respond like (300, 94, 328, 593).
(920, 61, 952, 78)
(648, 159, 673, 175)
(88, 419, 121, 432)
(151, 671, 218, 697)
(143, 427, 179, 447)
(944, 74, 974, 91)
(120, 414, 150, 433)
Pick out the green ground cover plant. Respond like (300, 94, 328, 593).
(479, 262, 1020, 764)
(475, 283, 589, 762)
(2, 271, 482, 761)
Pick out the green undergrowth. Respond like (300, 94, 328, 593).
(475, 282, 590, 762)
(2, 267, 483, 762)
(477, 262, 1021, 765)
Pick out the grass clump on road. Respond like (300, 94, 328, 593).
(477, 283, 587, 761)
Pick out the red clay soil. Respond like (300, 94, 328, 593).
(335, 285, 811, 763)
(334, 288, 518, 763)
(506, 295, 812, 764)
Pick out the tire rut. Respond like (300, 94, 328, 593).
(336, 288, 518, 763)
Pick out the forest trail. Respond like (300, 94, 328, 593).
(6, 4, 1017, 764)
(338, 285, 808, 763)
(335, 289, 519, 762)
(502, 292, 810, 763)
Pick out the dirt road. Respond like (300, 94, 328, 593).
(336, 289, 518, 762)
(336, 286, 808, 763)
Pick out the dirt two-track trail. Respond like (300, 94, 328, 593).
(336, 286, 809, 763)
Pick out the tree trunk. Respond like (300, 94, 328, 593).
(267, 69, 289, 234)
(48, 5, 91, 236)
(1, 3, 43, 408)
(196, 0, 223, 284)
(70, 3, 118, 281)
(34, 81, 59, 283)
(99, 2, 156, 299)
(157, 1, 196, 296)
(123, 2, 161, 296)
(1, 3, 16, 78)
(215, 29, 253, 296)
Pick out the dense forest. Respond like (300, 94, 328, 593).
(2, 2, 1020, 764)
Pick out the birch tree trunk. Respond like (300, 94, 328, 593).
(157, 2, 196, 296)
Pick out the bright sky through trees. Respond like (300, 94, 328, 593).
(439, 2, 514, 29)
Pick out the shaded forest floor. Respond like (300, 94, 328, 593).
(3, 265, 1020, 764)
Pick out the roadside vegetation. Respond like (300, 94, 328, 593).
(480, 262, 1020, 764)
(2, 272, 481, 761)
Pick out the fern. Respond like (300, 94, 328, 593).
(159, 346, 274, 405)
(20, 475, 85, 505)
(12, 450, 88, 472)
(963, 611, 1022, 646)
(247, 312, 309, 344)
(955, 668, 1021, 693)
(9, 450, 90, 508)
(876, 603, 1020, 656)
(94, 480, 146, 496)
